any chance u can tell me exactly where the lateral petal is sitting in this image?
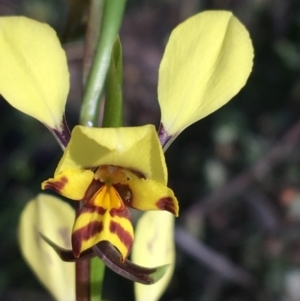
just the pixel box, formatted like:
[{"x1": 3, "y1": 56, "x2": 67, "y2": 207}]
[
  {"x1": 42, "y1": 169, "x2": 94, "y2": 200},
  {"x1": 0, "y1": 17, "x2": 69, "y2": 129},
  {"x1": 158, "y1": 11, "x2": 253, "y2": 135},
  {"x1": 72, "y1": 206, "x2": 134, "y2": 261},
  {"x1": 125, "y1": 179, "x2": 179, "y2": 216}
]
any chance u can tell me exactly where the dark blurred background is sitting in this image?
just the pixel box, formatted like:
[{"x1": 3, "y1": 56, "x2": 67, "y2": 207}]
[{"x1": 1, "y1": 0, "x2": 300, "y2": 300}]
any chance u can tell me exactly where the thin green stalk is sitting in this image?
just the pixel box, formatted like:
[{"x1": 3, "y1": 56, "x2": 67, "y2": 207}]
[
  {"x1": 90, "y1": 258, "x2": 106, "y2": 301},
  {"x1": 77, "y1": 1, "x2": 126, "y2": 300},
  {"x1": 82, "y1": 0, "x2": 104, "y2": 86},
  {"x1": 102, "y1": 36, "x2": 123, "y2": 127},
  {"x1": 80, "y1": 0, "x2": 127, "y2": 127}
]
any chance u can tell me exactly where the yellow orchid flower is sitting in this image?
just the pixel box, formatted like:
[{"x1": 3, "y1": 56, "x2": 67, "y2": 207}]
[
  {"x1": 42, "y1": 125, "x2": 179, "y2": 261},
  {"x1": 0, "y1": 8, "x2": 254, "y2": 293},
  {"x1": 157, "y1": 11, "x2": 253, "y2": 148}
]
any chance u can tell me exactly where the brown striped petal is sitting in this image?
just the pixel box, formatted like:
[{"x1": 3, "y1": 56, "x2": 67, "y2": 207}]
[{"x1": 72, "y1": 205, "x2": 134, "y2": 261}]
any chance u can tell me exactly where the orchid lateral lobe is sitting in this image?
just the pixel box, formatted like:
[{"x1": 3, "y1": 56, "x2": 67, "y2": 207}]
[{"x1": 40, "y1": 234, "x2": 169, "y2": 285}]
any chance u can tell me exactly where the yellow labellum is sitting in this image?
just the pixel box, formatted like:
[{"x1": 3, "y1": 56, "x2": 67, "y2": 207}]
[
  {"x1": 158, "y1": 11, "x2": 254, "y2": 135},
  {"x1": 0, "y1": 17, "x2": 69, "y2": 129},
  {"x1": 19, "y1": 194, "x2": 75, "y2": 301}
]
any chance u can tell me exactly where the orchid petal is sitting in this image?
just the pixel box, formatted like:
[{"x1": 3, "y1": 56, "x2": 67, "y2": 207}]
[
  {"x1": 158, "y1": 11, "x2": 253, "y2": 136},
  {"x1": 55, "y1": 125, "x2": 168, "y2": 184},
  {"x1": 18, "y1": 194, "x2": 75, "y2": 301},
  {"x1": 42, "y1": 169, "x2": 94, "y2": 200},
  {"x1": 0, "y1": 17, "x2": 69, "y2": 129},
  {"x1": 125, "y1": 178, "x2": 178, "y2": 216},
  {"x1": 132, "y1": 211, "x2": 175, "y2": 300}
]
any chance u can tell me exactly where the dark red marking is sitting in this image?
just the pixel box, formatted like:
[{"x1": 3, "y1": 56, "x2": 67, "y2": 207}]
[
  {"x1": 83, "y1": 178, "x2": 104, "y2": 201},
  {"x1": 109, "y1": 206, "x2": 131, "y2": 219},
  {"x1": 72, "y1": 220, "x2": 103, "y2": 258},
  {"x1": 156, "y1": 197, "x2": 177, "y2": 215},
  {"x1": 76, "y1": 205, "x2": 106, "y2": 218},
  {"x1": 109, "y1": 220, "x2": 133, "y2": 260},
  {"x1": 43, "y1": 176, "x2": 68, "y2": 193}
]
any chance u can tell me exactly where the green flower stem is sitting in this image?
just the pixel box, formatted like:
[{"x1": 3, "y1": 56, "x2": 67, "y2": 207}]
[
  {"x1": 78, "y1": 1, "x2": 126, "y2": 300},
  {"x1": 80, "y1": 0, "x2": 127, "y2": 127},
  {"x1": 82, "y1": 0, "x2": 104, "y2": 86},
  {"x1": 90, "y1": 258, "x2": 106, "y2": 301},
  {"x1": 102, "y1": 36, "x2": 123, "y2": 127}
]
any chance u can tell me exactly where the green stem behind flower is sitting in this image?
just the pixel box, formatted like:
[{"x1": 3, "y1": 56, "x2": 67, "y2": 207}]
[
  {"x1": 78, "y1": 1, "x2": 126, "y2": 300},
  {"x1": 102, "y1": 36, "x2": 123, "y2": 127},
  {"x1": 80, "y1": 0, "x2": 127, "y2": 127},
  {"x1": 82, "y1": 0, "x2": 104, "y2": 86},
  {"x1": 90, "y1": 258, "x2": 106, "y2": 301}
]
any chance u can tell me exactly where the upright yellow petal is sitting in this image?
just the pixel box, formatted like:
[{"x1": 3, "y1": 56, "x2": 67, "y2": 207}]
[
  {"x1": 158, "y1": 11, "x2": 253, "y2": 135},
  {"x1": 132, "y1": 211, "x2": 175, "y2": 301},
  {"x1": 19, "y1": 194, "x2": 75, "y2": 301},
  {"x1": 0, "y1": 17, "x2": 69, "y2": 129},
  {"x1": 55, "y1": 125, "x2": 168, "y2": 185}
]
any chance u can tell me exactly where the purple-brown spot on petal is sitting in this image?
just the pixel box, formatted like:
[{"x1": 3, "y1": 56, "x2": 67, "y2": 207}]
[
  {"x1": 43, "y1": 176, "x2": 68, "y2": 193},
  {"x1": 156, "y1": 197, "x2": 178, "y2": 216}
]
